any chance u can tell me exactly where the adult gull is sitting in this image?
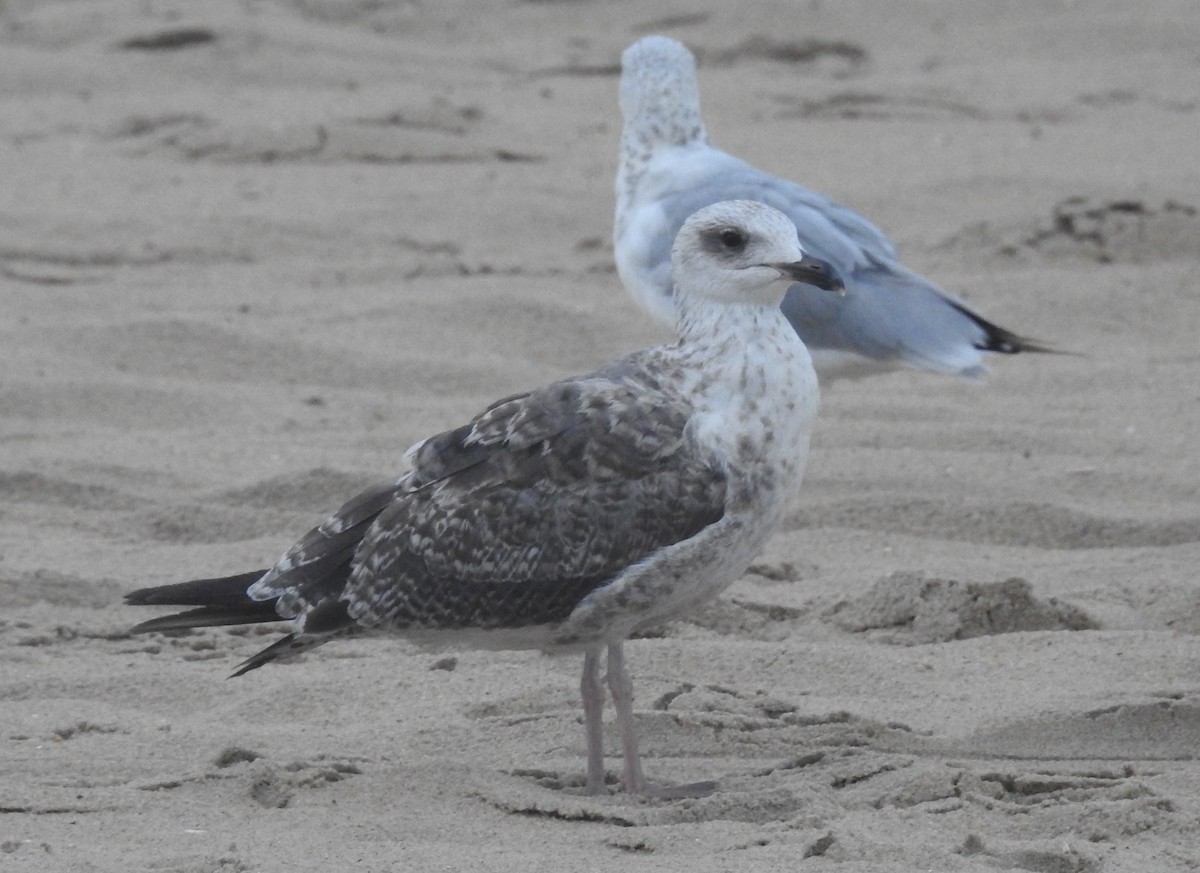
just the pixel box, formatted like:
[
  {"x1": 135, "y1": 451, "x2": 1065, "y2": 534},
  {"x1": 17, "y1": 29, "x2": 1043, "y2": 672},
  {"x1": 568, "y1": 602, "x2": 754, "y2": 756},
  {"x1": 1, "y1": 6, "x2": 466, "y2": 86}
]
[
  {"x1": 126, "y1": 200, "x2": 844, "y2": 796},
  {"x1": 616, "y1": 35, "x2": 1048, "y2": 381}
]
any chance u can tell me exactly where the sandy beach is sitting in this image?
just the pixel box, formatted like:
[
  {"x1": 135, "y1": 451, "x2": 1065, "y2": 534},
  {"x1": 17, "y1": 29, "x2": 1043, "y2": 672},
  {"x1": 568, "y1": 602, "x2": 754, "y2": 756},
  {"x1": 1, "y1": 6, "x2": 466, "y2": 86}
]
[{"x1": 3, "y1": 0, "x2": 1200, "y2": 869}]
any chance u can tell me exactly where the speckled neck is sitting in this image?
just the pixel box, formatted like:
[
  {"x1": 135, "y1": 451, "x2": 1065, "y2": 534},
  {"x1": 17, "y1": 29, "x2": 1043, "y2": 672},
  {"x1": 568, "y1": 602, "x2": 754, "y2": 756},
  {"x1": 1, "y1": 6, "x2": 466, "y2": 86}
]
[
  {"x1": 673, "y1": 297, "x2": 787, "y2": 357},
  {"x1": 672, "y1": 297, "x2": 817, "y2": 519}
]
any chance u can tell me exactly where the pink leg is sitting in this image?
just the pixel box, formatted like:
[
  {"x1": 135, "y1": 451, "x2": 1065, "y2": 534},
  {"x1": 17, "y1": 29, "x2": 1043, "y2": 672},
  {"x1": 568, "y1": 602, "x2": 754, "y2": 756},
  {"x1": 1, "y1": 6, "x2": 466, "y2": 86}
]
[
  {"x1": 606, "y1": 641, "x2": 646, "y2": 794},
  {"x1": 581, "y1": 647, "x2": 607, "y2": 794}
]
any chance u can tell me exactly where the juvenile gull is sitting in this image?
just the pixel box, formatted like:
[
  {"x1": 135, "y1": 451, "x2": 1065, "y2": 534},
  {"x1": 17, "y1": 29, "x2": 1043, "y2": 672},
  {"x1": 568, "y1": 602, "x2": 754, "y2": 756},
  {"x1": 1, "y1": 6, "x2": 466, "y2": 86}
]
[
  {"x1": 126, "y1": 200, "x2": 843, "y2": 796},
  {"x1": 617, "y1": 36, "x2": 1047, "y2": 381}
]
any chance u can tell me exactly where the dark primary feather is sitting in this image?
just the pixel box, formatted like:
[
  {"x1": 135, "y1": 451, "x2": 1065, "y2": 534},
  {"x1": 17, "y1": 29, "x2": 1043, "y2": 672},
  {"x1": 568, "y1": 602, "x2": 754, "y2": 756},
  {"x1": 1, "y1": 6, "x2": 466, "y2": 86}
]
[
  {"x1": 126, "y1": 570, "x2": 276, "y2": 632},
  {"x1": 126, "y1": 570, "x2": 269, "y2": 607},
  {"x1": 943, "y1": 300, "x2": 1055, "y2": 355},
  {"x1": 127, "y1": 364, "x2": 728, "y2": 674}
]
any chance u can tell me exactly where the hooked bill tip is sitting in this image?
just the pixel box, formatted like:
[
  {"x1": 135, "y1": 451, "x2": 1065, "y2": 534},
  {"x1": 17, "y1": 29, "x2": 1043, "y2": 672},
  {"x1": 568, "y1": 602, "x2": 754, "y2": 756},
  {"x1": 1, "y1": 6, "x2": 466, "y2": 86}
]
[{"x1": 777, "y1": 255, "x2": 844, "y2": 293}]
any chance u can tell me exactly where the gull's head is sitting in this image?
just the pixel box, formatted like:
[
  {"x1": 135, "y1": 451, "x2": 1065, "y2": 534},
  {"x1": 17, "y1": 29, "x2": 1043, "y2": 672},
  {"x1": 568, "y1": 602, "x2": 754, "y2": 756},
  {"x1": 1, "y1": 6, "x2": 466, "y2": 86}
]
[
  {"x1": 671, "y1": 201, "x2": 844, "y2": 309},
  {"x1": 619, "y1": 36, "x2": 705, "y2": 147}
]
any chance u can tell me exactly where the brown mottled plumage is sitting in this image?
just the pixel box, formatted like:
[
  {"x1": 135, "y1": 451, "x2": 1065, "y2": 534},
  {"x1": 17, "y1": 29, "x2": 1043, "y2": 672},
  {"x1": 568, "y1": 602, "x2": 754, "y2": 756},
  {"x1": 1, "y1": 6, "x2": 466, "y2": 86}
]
[{"x1": 126, "y1": 200, "x2": 843, "y2": 794}]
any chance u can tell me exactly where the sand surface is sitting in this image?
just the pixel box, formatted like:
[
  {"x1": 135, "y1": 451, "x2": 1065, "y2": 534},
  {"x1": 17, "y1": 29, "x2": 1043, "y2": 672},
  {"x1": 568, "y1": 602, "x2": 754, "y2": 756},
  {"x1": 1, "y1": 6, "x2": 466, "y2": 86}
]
[{"x1": 3, "y1": 1, "x2": 1200, "y2": 870}]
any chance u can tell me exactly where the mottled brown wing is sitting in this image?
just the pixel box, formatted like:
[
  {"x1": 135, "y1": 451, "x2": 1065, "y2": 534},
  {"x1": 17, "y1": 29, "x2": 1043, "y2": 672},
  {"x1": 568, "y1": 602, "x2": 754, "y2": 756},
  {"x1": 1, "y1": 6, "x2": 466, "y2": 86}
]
[
  {"x1": 342, "y1": 375, "x2": 727, "y2": 630},
  {"x1": 246, "y1": 476, "x2": 409, "y2": 621},
  {"x1": 242, "y1": 390, "x2": 555, "y2": 618}
]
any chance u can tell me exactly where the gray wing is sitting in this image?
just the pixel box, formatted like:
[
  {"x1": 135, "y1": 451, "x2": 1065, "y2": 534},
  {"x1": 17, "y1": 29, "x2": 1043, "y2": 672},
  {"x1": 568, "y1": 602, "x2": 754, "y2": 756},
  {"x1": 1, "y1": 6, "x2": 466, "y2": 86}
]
[
  {"x1": 640, "y1": 150, "x2": 1042, "y2": 375},
  {"x1": 254, "y1": 371, "x2": 726, "y2": 633}
]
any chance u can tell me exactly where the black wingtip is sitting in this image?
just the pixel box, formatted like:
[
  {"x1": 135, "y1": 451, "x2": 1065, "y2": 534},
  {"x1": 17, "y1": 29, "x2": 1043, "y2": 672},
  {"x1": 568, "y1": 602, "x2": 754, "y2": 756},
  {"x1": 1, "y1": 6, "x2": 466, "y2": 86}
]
[
  {"x1": 129, "y1": 605, "x2": 283, "y2": 635},
  {"x1": 948, "y1": 301, "x2": 1064, "y2": 357},
  {"x1": 125, "y1": 570, "x2": 271, "y2": 607},
  {"x1": 126, "y1": 569, "x2": 281, "y2": 634}
]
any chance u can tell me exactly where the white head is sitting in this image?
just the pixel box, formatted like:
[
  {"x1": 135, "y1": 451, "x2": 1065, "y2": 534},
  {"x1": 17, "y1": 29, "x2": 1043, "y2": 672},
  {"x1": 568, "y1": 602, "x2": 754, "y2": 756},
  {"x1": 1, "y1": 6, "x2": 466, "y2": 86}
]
[
  {"x1": 619, "y1": 36, "x2": 706, "y2": 148},
  {"x1": 671, "y1": 201, "x2": 843, "y2": 312}
]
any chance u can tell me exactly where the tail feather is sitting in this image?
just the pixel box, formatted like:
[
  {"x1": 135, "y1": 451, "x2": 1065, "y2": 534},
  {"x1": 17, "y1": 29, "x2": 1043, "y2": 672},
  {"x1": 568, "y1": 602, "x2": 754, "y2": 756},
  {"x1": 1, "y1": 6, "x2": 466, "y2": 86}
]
[
  {"x1": 230, "y1": 633, "x2": 328, "y2": 678},
  {"x1": 127, "y1": 568, "x2": 354, "y2": 677},
  {"x1": 228, "y1": 599, "x2": 354, "y2": 676}
]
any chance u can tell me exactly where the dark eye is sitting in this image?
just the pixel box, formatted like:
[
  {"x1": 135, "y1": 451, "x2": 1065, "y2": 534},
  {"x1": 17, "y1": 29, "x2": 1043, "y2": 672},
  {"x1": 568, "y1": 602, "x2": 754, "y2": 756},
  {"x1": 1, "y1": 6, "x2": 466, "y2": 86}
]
[
  {"x1": 719, "y1": 229, "x2": 747, "y2": 251},
  {"x1": 700, "y1": 226, "x2": 751, "y2": 256}
]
